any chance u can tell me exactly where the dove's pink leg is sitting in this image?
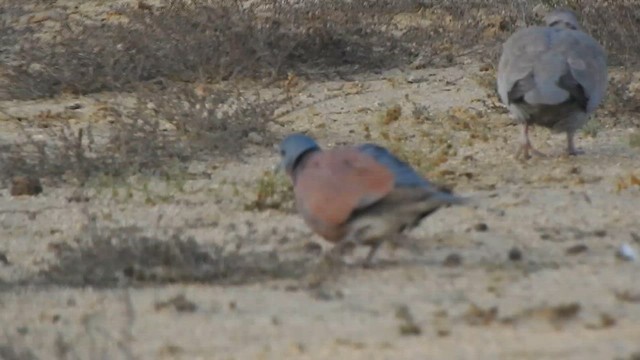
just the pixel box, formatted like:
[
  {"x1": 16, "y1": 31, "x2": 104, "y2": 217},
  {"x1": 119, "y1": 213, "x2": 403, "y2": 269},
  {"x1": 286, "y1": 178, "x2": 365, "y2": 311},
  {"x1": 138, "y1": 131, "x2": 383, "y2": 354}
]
[
  {"x1": 566, "y1": 131, "x2": 584, "y2": 156},
  {"x1": 516, "y1": 124, "x2": 547, "y2": 159}
]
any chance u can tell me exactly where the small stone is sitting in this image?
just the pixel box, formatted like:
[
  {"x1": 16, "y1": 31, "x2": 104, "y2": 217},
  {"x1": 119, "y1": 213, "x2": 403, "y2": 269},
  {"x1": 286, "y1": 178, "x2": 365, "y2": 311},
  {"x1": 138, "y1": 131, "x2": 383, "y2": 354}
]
[
  {"x1": 473, "y1": 223, "x2": 489, "y2": 232},
  {"x1": 247, "y1": 132, "x2": 263, "y2": 144},
  {"x1": 0, "y1": 251, "x2": 9, "y2": 265},
  {"x1": 399, "y1": 323, "x2": 422, "y2": 336},
  {"x1": 154, "y1": 294, "x2": 197, "y2": 313},
  {"x1": 508, "y1": 247, "x2": 522, "y2": 261},
  {"x1": 10, "y1": 176, "x2": 43, "y2": 196},
  {"x1": 443, "y1": 253, "x2": 462, "y2": 267},
  {"x1": 302, "y1": 242, "x2": 323, "y2": 256},
  {"x1": 406, "y1": 74, "x2": 427, "y2": 83},
  {"x1": 616, "y1": 244, "x2": 637, "y2": 262},
  {"x1": 65, "y1": 103, "x2": 83, "y2": 110},
  {"x1": 593, "y1": 229, "x2": 607, "y2": 237},
  {"x1": 27, "y1": 63, "x2": 45, "y2": 73},
  {"x1": 565, "y1": 244, "x2": 589, "y2": 256},
  {"x1": 395, "y1": 304, "x2": 422, "y2": 336},
  {"x1": 67, "y1": 189, "x2": 90, "y2": 203},
  {"x1": 540, "y1": 233, "x2": 552, "y2": 240}
]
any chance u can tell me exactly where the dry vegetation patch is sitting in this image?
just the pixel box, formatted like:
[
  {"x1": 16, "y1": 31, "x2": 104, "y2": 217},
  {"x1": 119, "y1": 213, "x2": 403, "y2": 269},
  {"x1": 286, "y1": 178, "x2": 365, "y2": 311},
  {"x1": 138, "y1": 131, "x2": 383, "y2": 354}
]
[{"x1": 38, "y1": 221, "x2": 310, "y2": 288}]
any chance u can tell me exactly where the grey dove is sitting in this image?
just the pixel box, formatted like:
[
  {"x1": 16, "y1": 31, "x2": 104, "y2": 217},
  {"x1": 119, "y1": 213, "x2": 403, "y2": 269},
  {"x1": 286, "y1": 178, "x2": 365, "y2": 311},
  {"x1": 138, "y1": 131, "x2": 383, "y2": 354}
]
[{"x1": 497, "y1": 9, "x2": 608, "y2": 158}]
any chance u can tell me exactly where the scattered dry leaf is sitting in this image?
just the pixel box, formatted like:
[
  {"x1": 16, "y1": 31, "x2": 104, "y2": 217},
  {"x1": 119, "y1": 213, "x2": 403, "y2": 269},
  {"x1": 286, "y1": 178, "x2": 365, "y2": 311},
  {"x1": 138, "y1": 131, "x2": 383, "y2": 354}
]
[
  {"x1": 381, "y1": 104, "x2": 402, "y2": 125},
  {"x1": 463, "y1": 303, "x2": 498, "y2": 326}
]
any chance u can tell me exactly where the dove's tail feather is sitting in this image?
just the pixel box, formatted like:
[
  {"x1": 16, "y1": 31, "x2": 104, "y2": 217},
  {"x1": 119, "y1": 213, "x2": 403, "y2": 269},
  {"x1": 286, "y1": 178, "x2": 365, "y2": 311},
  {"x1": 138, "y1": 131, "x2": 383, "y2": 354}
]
[{"x1": 428, "y1": 190, "x2": 468, "y2": 206}]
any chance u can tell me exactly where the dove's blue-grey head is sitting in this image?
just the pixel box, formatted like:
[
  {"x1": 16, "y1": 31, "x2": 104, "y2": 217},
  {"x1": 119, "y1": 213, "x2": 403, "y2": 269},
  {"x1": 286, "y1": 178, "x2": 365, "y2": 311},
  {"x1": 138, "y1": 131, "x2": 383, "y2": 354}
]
[
  {"x1": 278, "y1": 134, "x2": 321, "y2": 174},
  {"x1": 545, "y1": 9, "x2": 581, "y2": 30}
]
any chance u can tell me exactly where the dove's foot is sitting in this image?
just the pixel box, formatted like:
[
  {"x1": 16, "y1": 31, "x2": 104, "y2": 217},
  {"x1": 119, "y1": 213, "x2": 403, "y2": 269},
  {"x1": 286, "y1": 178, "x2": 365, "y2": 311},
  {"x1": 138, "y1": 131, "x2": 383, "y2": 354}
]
[
  {"x1": 567, "y1": 148, "x2": 585, "y2": 156},
  {"x1": 515, "y1": 142, "x2": 548, "y2": 160},
  {"x1": 516, "y1": 124, "x2": 547, "y2": 160}
]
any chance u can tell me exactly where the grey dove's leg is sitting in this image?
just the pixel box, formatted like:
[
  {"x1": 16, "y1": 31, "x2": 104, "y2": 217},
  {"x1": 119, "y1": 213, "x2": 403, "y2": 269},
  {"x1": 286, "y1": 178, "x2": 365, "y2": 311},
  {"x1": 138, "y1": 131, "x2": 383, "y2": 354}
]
[
  {"x1": 566, "y1": 131, "x2": 585, "y2": 156},
  {"x1": 515, "y1": 123, "x2": 547, "y2": 160}
]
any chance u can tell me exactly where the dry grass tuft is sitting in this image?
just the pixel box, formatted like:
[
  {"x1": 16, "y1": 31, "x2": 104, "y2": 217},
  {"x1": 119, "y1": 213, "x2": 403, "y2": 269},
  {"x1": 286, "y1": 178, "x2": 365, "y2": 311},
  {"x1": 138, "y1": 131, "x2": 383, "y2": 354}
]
[
  {"x1": 0, "y1": 82, "x2": 284, "y2": 185},
  {"x1": 1, "y1": 0, "x2": 420, "y2": 100},
  {"x1": 0, "y1": 343, "x2": 38, "y2": 360},
  {"x1": 381, "y1": 104, "x2": 403, "y2": 125},
  {"x1": 39, "y1": 221, "x2": 310, "y2": 288},
  {"x1": 2, "y1": 0, "x2": 637, "y2": 100},
  {"x1": 245, "y1": 170, "x2": 295, "y2": 212}
]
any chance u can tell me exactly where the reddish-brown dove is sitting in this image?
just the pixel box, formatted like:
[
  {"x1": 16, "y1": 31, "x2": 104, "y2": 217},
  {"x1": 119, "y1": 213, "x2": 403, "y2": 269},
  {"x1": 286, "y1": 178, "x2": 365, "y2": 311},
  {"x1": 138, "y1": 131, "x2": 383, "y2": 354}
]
[{"x1": 278, "y1": 134, "x2": 466, "y2": 264}]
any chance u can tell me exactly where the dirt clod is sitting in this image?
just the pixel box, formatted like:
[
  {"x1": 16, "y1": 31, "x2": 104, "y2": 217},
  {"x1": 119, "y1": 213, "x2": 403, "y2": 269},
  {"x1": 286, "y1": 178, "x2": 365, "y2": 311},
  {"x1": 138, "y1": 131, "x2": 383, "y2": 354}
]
[
  {"x1": 443, "y1": 253, "x2": 463, "y2": 267},
  {"x1": 566, "y1": 244, "x2": 589, "y2": 256},
  {"x1": 10, "y1": 176, "x2": 43, "y2": 196},
  {"x1": 508, "y1": 247, "x2": 522, "y2": 262},
  {"x1": 155, "y1": 294, "x2": 198, "y2": 313},
  {"x1": 473, "y1": 223, "x2": 489, "y2": 232}
]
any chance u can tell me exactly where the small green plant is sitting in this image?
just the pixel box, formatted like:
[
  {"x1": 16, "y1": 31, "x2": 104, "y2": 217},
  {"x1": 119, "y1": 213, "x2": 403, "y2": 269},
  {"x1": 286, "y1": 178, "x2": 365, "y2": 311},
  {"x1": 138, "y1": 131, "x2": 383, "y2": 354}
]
[
  {"x1": 380, "y1": 104, "x2": 402, "y2": 125},
  {"x1": 629, "y1": 133, "x2": 640, "y2": 148},
  {"x1": 411, "y1": 103, "x2": 433, "y2": 123},
  {"x1": 245, "y1": 171, "x2": 295, "y2": 211},
  {"x1": 582, "y1": 119, "x2": 601, "y2": 138}
]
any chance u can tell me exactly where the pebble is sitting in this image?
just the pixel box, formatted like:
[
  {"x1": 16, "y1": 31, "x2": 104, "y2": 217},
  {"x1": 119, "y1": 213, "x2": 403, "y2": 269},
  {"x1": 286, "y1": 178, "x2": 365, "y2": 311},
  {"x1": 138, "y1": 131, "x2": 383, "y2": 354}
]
[
  {"x1": 10, "y1": 176, "x2": 43, "y2": 196},
  {"x1": 508, "y1": 247, "x2": 522, "y2": 261},
  {"x1": 0, "y1": 251, "x2": 9, "y2": 265},
  {"x1": 406, "y1": 74, "x2": 428, "y2": 84},
  {"x1": 247, "y1": 132, "x2": 263, "y2": 144},
  {"x1": 302, "y1": 242, "x2": 323, "y2": 256},
  {"x1": 593, "y1": 229, "x2": 607, "y2": 237},
  {"x1": 443, "y1": 253, "x2": 463, "y2": 267},
  {"x1": 65, "y1": 103, "x2": 83, "y2": 110},
  {"x1": 566, "y1": 244, "x2": 589, "y2": 256},
  {"x1": 616, "y1": 244, "x2": 637, "y2": 262}
]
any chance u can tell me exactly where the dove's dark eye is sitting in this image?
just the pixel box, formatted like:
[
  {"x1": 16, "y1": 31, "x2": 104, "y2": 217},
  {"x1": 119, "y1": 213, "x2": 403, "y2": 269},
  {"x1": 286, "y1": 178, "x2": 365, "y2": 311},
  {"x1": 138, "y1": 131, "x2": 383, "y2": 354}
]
[{"x1": 280, "y1": 149, "x2": 285, "y2": 156}]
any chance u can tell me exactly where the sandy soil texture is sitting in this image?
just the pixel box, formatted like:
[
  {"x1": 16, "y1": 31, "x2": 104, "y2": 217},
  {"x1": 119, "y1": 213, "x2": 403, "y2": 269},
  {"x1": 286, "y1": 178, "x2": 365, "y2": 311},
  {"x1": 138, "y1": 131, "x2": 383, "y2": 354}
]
[{"x1": 1, "y1": 1, "x2": 640, "y2": 360}]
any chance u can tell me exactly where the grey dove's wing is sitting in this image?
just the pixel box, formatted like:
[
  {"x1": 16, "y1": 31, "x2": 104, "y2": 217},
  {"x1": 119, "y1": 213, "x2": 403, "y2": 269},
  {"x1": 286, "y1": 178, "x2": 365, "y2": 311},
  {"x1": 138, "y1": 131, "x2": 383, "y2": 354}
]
[
  {"x1": 497, "y1": 26, "x2": 552, "y2": 106},
  {"x1": 498, "y1": 26, "x2": 607, "y2": 113},
  {"x1": 498, "y1": 27, "x2": 574, "y2": 107},
  {"x1": 559, "y1": 30, "x2": 607, "y2": 113}
]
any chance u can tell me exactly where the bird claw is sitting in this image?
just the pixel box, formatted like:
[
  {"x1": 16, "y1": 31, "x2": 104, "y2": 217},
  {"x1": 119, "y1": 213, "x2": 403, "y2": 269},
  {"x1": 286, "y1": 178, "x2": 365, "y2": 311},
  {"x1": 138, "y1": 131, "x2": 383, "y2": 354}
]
[
  {"x1": 515, "y1": 143, "x2": 548, "y2": 160},
  {"x1": 567, "y1": 148, "x2": 585, "y2": 156}
]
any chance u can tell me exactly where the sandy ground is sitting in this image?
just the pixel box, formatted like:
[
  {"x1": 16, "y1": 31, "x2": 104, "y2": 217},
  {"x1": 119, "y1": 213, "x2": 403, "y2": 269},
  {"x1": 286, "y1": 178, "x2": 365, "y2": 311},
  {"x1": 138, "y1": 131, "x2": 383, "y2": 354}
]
[{"x1": 1, "y1": 2, "x2": 640, "y2": 360}]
